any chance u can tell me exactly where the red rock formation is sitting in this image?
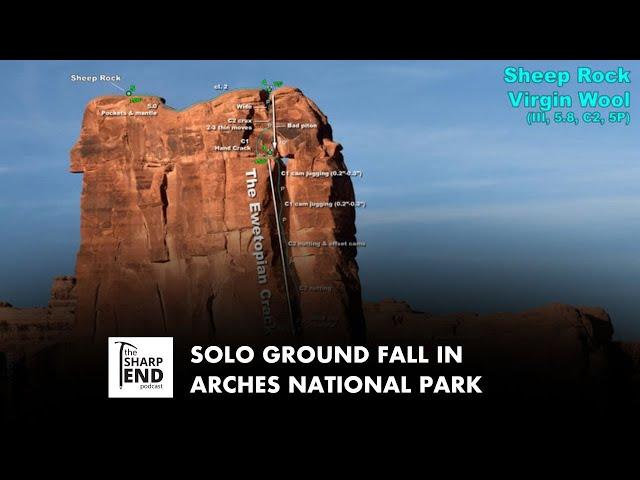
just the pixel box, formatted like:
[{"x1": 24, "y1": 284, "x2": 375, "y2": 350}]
[
  {"x1": 365, "y1": 300, "x2": 614, "y2": 385},
  {"x1": 0, "y1": 277, "x2": 75, "y2": 359},
  {"x1": 70, "y1": 87, "x2": 364, "y2": 343}
]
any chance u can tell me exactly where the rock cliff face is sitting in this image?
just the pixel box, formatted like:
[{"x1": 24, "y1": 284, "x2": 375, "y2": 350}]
[
  {"x1": 70, "y1": 87, "x2": 364, "y2": 343},
  {"x1": 365, "y1": 300, "x2": 616, "y2": 386}
]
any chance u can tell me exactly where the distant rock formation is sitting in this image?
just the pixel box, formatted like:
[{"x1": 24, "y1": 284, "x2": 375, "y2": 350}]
[
  {"x1": 0, "y1": 277, "x2": 75, "y2": 361},
  {"x1": 70, "y1": 87, "x2": 364, "y2": 343},
  {"x1": 365, "y1": 300, "x2": 619, "y2": 387}
]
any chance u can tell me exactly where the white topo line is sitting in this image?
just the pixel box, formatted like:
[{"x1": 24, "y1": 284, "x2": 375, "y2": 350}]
[{"x1": 267, "y1": 92, "x2": 296, "y2": 335}]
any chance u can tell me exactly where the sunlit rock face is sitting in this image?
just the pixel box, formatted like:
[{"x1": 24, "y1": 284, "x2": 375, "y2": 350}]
[{"x1": 70, "y1": 88, "x2": 364, "y2": 344}]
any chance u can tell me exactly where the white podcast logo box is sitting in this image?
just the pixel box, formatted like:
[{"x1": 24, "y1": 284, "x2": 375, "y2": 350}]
[{"x1": 108, "y1": 337, "x2": 173, "y2": 398}]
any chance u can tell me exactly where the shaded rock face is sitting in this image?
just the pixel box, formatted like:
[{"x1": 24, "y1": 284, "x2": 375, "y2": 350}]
[
  {"x1": 618, "y1": 342, "x2": 640, "y2": 393},
  {"x1": 0, "y1": 277, "x2": 75, "y2": 360},
  {"x1": 365, "y1": 300, "x2": 615, "y2": 388},
  {"x1": 70, "y1": 87, "x2": 364, "y2": 343}
]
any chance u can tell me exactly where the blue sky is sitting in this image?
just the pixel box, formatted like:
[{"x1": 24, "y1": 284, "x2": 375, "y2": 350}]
[{"x1": 1, "y1": 60, "x2": 639, "y2": 338}]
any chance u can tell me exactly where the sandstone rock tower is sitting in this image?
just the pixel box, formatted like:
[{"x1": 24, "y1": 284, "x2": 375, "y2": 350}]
[{"x1": 70, "y1": 87, "x2": 364, "y2": 343}]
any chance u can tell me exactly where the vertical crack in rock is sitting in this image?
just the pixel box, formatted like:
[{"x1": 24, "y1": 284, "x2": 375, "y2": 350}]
[
  {"x1": 141, "y1": 214, "x2": 152, "y2": 254},
  {"x1": 159, "y1": 173, "x2": 169, "y2": 260},
  {"x1": 156, "y1": 284, "x2": 168, "y2": 334},
  {"x1": 280, "y1": 160, "x2": 302, "y2": 332}
]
